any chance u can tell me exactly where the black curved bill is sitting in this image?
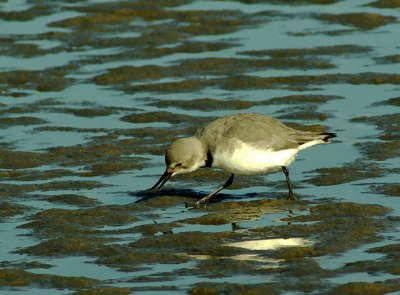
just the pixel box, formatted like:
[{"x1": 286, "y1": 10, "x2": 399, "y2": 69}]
[{"x1": 150, "y1": 170, "x2": 173, "y2": 191}]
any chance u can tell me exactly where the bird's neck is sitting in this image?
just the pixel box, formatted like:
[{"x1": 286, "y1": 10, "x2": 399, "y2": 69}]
[
  {"x1": 205, "y1": 150, "x2": 213, "y2": 167},
  {"x1": 192, "y1": 136, "x2": 210, "y2": 168}
]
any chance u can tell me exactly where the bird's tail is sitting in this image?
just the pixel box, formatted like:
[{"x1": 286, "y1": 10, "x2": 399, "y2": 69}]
[
  {"x1": 317, "y1": 132, "x2": 337, "y2": 142},
  {"x1": 297, "y1": 132, "x2": 337, "y2": 150}
]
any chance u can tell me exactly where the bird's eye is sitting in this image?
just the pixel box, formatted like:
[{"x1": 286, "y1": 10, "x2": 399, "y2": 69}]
[{"x1": 176, "y1": 163, "x2": 182, "y2": 167}]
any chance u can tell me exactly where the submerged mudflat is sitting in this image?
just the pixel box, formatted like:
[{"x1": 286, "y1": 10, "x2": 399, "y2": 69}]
[{"x1": 1, "y1": 0, "x2": 400, "y2": 294}]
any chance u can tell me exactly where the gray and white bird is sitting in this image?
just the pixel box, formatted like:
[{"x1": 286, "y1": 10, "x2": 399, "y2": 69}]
[{"x1": 151, "y1": 113, "x2": 336, "y2": 206}]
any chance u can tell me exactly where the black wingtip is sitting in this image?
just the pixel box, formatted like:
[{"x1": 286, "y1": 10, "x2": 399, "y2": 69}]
[{"x1": 318, "y1": 132, "x2": 337, "y2": 142}]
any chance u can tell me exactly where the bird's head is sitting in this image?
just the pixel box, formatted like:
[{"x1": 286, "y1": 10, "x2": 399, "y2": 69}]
[{"x1": 150, "y1": 137, "x2": 206, "y2": 191}]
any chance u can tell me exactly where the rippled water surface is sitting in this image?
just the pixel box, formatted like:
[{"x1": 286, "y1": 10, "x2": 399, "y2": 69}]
[{"x1": 1, "y1": 0, "x2": 400, "y2": 294}]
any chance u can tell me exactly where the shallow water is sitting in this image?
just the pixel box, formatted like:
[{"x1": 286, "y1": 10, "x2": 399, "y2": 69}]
[{"x1": 1, "y1": 0, "x2": 400, "y2": 294}]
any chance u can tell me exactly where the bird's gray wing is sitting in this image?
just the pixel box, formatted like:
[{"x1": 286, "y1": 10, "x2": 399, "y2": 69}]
[
  {"x1": 199, "y1": 113, "x2": 299, "y2": 152},
  {"x1": 223, "y1": 115, "x2": 299, "y2": 150}
]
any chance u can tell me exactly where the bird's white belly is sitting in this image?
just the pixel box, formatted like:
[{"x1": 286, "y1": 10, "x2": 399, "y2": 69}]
[{"x1": 213, "y1": 141, "x2": 298, "y2": 175}]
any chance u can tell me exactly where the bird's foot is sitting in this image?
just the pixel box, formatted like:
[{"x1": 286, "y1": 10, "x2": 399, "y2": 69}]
[{"x1": 185, "y1": 198, "x2": 209, "y2": 209}]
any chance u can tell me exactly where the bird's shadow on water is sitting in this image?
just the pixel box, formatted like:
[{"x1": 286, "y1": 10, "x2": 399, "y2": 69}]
[{"x1": 130, "y1": 188, "x2": 258, "y2": 204}]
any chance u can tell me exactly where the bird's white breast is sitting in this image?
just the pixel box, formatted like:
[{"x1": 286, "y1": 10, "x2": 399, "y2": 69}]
[{"x1": 212, "y1": 140, "x2": 298, "y2": 175}]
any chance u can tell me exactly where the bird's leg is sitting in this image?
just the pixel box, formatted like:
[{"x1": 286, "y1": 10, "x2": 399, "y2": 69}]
[
  {"x1": 195, "y1": 173, "x2": 234, "y2": 207},
  {"x1": 281, "y1": 166, "x2": 295, "y2": 200}
]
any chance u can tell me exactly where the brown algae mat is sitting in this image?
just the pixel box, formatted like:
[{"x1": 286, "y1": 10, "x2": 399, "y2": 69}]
[
  {"x1": 1, "y1": 97, "x2": 399, "y2": 293},
  {"x1": 4, "y1": 199, "x2": 397, "y2": 294}
]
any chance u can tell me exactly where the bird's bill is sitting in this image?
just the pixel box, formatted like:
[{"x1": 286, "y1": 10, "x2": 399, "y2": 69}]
[{"x1": 150, "y1": 170, "x2": 173, "y2": 191}]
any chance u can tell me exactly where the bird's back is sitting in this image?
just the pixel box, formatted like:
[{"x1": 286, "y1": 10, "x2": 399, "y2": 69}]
[{"x1": 197, "y1": 113, "x2": 300, "y2": 152}]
